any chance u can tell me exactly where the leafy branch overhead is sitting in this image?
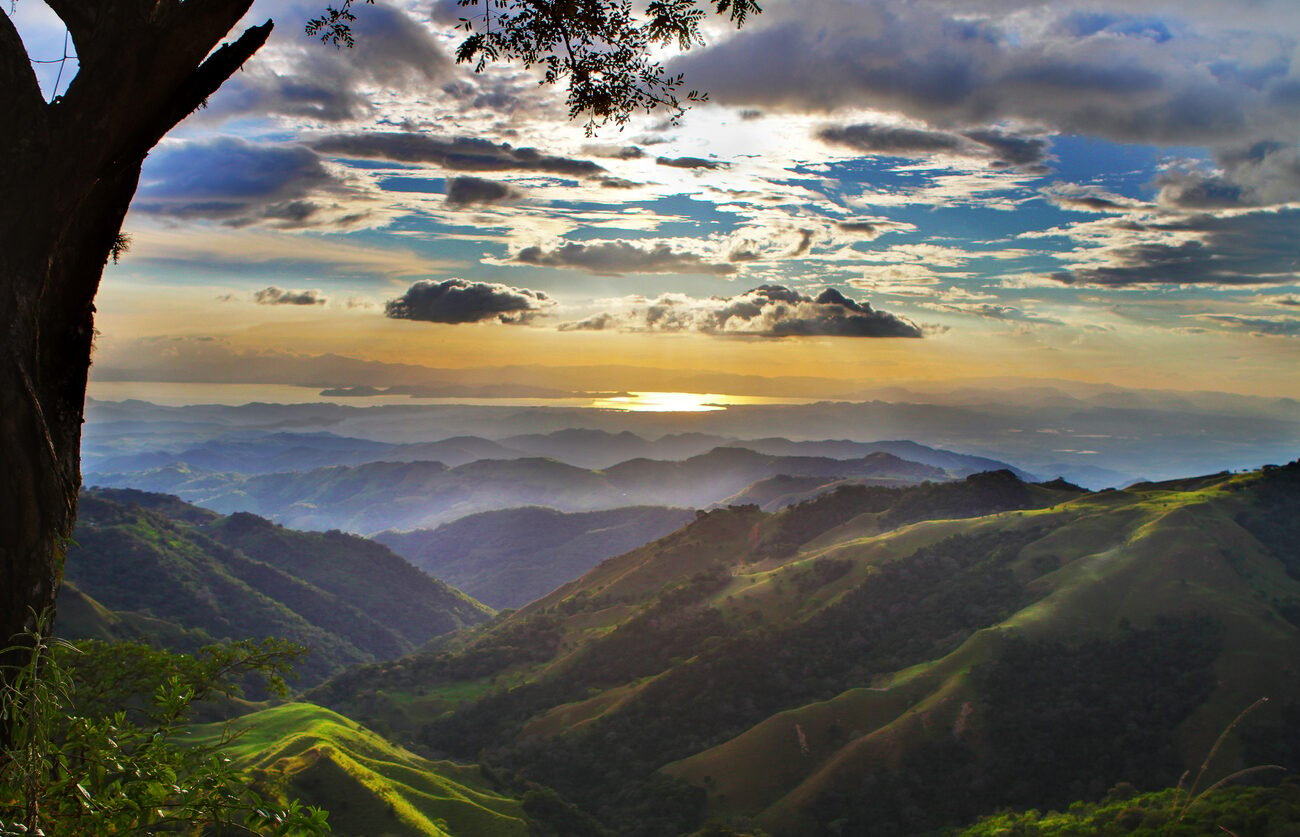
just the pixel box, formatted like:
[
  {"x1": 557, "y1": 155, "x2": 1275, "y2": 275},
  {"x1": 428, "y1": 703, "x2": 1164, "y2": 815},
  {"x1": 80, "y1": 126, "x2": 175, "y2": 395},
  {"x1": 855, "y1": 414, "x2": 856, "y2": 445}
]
[{"x1": 306, "y1": 0, "x2": 761, "y2": 132}]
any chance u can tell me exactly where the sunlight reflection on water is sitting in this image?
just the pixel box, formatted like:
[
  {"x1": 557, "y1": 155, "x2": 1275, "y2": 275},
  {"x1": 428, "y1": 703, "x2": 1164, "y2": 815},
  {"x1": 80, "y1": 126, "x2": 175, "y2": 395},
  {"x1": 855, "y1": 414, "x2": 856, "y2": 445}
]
[{"x1": 88, "y1": 382, "x2": 821, "y2": 412}]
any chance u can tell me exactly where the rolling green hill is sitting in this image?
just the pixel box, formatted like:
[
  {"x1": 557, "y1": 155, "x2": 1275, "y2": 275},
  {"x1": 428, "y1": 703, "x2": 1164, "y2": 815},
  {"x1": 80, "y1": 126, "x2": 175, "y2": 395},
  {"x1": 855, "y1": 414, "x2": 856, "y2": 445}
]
[
  {"x1": 310, "y1": 463, "x2": 1300, "y2": 836},
  {"x1": 59, "y1": 490, "x2": 492, "y2": 685},
  {"x1": 185, "y1": 702, "x2": 530, "y2": 837}
]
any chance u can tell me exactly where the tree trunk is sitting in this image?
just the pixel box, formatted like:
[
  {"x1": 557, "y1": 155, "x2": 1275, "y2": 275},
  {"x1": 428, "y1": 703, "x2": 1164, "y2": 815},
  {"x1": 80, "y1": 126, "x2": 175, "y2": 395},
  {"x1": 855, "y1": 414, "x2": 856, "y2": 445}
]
[{"x1": 0, "y1": 0, "x2": 272, "y2": 743}]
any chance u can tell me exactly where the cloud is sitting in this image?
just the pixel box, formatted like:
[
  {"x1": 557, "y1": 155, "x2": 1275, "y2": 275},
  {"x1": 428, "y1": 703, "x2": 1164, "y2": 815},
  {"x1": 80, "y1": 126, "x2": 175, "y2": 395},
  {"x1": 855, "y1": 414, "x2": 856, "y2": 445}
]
[
  {"x1": 1050, "y1": 208, "x2": 1300, "y2": 287},
  {"x1": 253, "y1": 286, "x2": 328, "y2": 306},
  {"x1": 818, "y1": 123, "x2": 965, "y2": 156},
  {"x1": 669, "y1": 0, "x2": 1298, "y2": 148},
  {"x1": 205, "y1": 4, "x2": 453, "y2": 123},
  {"x1": 1156, "y1": 145, "x2": 1300, "y2": 210},
  {"x1": 385, "y1": 279, "x2": 554, "y2": 324},
  {"x1": 1043, "y1": 184, "x2": 1149, "y2": 213},
  {"x1": 445, "y1": 176, "x2": 523, "y2": 207},
  {"x1": 656, "y1": 156, "x2": 729, "y2": 170},
  {"x1": 816, "y1": 122, "x2": 1050, "y2": 169},
  {"x1": 835, "y1": 218, "x2": 915, "y2": 239},
  {"x1": 514, "y1": 241, "x2": 737, "y2": 276},
  {"x1": 124, "y1": 226, "x2": 454, "y2": 278},
  {"x1": 311, "y1": 132, "x2": 604, "y2": 176},
  {"x1": 1198, "y1": 314, "x2": 1300, "y2": 336},
  {"x1": 134, "y1": 138, "x2": 375, "y2": 229},
  {"x1": 559, "y1": 285, "x2": 922, "y2": 338},
  {"x1": 914, "y1": 301, "x2": 1064, "y2": 325}
]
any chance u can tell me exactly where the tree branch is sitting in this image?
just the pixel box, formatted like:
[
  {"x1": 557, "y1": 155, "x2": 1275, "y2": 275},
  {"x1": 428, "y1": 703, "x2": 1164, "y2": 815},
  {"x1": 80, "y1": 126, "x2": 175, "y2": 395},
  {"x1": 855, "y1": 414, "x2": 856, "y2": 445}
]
[
  {"x1": 129, "y1": 19, "x2": 273, "y2": 158},
  {"x1": 42, "y1": 0, "x2": 97, "y2": 58},
  {"x1": 0, "y1": 10, "x2": 46, "y2": 137}
]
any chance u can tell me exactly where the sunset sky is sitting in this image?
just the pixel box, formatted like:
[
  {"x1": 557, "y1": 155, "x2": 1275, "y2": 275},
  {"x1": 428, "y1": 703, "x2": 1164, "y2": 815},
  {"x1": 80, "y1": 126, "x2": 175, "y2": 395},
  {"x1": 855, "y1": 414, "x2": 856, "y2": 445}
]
[{"x1": 16, "y1": 0, "x2": 1300, "y2": 400}]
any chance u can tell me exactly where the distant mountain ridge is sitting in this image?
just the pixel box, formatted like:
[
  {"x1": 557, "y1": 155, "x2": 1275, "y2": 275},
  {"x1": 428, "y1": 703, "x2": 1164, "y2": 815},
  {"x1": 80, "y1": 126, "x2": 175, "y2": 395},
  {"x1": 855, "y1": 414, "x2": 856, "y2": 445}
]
[
  {"x1": 85, "y1": 427, "x2": 1030, "y2": 479},
  {"x1": 88, "y1": 445, "x2": 958, "y2": 534},
  {"x1": 375, "y1": 506, "x2": 696, "y2": 609},
  {"x1": 59, "y1": 488, "x2": 492, "y2": 684}
]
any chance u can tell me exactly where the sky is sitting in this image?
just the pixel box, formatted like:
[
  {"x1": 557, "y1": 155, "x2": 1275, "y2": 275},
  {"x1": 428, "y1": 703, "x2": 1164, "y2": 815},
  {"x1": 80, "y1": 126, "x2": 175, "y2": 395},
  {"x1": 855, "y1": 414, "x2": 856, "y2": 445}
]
[{"x1": 13, "y1": 0, "x2": 1300, "y2": 401}]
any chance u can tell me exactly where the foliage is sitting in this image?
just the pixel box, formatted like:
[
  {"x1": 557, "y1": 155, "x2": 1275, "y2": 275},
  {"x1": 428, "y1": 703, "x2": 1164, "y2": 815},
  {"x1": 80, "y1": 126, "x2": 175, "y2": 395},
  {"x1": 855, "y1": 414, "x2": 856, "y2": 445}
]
[
  {"x1": 954, "y1": 778, "x2": 1300, "y2": 836},
  {"x1": 307, "y1": 0, "x2": 760, "y2": 132},
  {"x1": 1233, "y1": 459, "x2": 1300, "y2": 581},
  {"x1": 0, "y1": 625, "x2": 329, "y2": 836}
]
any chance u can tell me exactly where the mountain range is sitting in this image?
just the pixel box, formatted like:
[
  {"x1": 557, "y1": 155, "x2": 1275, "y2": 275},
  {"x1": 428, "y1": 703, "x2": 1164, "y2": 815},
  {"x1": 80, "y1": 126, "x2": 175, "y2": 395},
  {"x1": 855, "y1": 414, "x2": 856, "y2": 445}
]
[
  {"x1": 307, "y1": 462, "x2": 1300, "y2": 836},
  {"x1": 86, "y1": 446, "x2": 957, "y2": 534}
]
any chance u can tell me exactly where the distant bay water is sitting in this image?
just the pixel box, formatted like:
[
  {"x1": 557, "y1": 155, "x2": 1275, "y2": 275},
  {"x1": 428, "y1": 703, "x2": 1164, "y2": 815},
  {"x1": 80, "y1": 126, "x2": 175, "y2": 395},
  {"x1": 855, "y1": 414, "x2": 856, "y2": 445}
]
[{"x1": 87, "y1": 381, "x2": 821, "y2": 411}]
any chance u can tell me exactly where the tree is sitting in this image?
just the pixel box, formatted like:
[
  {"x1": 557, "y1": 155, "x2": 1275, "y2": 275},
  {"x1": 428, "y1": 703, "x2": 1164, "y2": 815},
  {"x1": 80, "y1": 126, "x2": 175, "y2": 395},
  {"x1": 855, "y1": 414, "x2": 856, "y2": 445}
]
[
  {"x1": 0, "y1": 0, "x2": 757, "y2": 739},
  {"x1": 1, "y1": 628, "x2": 330, "y2": 834}
]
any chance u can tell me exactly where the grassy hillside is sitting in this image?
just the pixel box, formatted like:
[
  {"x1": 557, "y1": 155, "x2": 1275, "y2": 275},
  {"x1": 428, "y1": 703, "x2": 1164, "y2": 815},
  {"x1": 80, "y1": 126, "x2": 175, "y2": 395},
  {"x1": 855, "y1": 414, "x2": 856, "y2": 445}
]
[
  {"x1": 376, "y1": 506, "x2": 695, "y2": 609},
  {"x1": 60, "y1": 490, "x2": 492, "y2": 685},
  {"x1": 185, "y1": 702, "x2": 529, "y2": 837},
  {"x1": 310, "y1": 464, "x2": 1300, "y2": 836}
]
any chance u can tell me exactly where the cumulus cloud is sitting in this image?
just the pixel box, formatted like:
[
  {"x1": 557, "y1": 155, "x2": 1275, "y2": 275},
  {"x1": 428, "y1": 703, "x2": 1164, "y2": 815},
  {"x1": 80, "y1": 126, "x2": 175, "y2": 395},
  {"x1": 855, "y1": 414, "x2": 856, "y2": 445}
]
[
  {"x1": 385, "y1": 279, "x2": 554, "y2": 324},
  {"x1": 559, "y1": 285, "x2": 922, "y2": 338},
  {"x1": 253, "y1": 286, "x2": 328, "y2": 306},
  {"x1": 514, "y1": 241, "x2": 737, "y2": 276},
  {"x1": 134, "y1": 138, "x2": 375, "y2": 229},
  {"x1": 311, "y1": 133, "x2": 604, "y2": 176},
  {"x1": 445, "y1": 176, "x2": 522, "y2": 207}
]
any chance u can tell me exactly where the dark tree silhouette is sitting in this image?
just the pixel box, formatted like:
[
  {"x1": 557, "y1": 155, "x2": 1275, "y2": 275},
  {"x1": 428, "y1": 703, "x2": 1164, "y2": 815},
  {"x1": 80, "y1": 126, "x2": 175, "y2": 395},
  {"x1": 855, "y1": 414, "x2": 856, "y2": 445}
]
[{"x1": 0, "y1": 0, "x2": 755, "y2": 740}]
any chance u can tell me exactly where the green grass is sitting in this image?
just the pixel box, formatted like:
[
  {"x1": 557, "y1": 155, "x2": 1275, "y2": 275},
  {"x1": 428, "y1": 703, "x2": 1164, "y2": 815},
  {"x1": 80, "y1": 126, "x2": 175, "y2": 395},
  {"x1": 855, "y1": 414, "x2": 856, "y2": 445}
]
[{"x1": 186, "y1": 702, "x2": 528, "y2": 837}]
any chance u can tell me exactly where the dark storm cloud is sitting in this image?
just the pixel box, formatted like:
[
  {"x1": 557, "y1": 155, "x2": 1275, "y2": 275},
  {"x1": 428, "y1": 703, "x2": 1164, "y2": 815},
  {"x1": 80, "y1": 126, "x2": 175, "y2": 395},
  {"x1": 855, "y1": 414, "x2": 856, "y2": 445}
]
[
  {"x1": 817, "y1": 122, "x2": 1049, "y2": 169},
  {"x1": 385, "y1": 279, "x2": 553, "y2": 324},
  {"x1": 514, "y1": 241, "x2": 737, "y2": 276},
  {"x1": 133, "y1": 138, "x2": 360, "y2": 228},
  {"x1": 668, "y1": 0, "x2": 1291, "y2": 147},
  {"x1": 445, "y1": 176, "x2": 522, "y2": 207},
  {"x1": 312, "y1": 133, "x2": 604, "y2": 176},
  {"x1": 1052, "y1": 208, "x2": 1300, "y2": 286},
  {"x1": 207, "y1": 4, "x2": 451, "y2": 123},
  {"x1": 253, "y1": 286, "x2": 328, "y2": 306},
  {"x1": 656, "y1": 156, "x2": 729, "y2": 170},
  {"x1": 560, "y1": 285, "x2": 922, "y2": 338}
]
